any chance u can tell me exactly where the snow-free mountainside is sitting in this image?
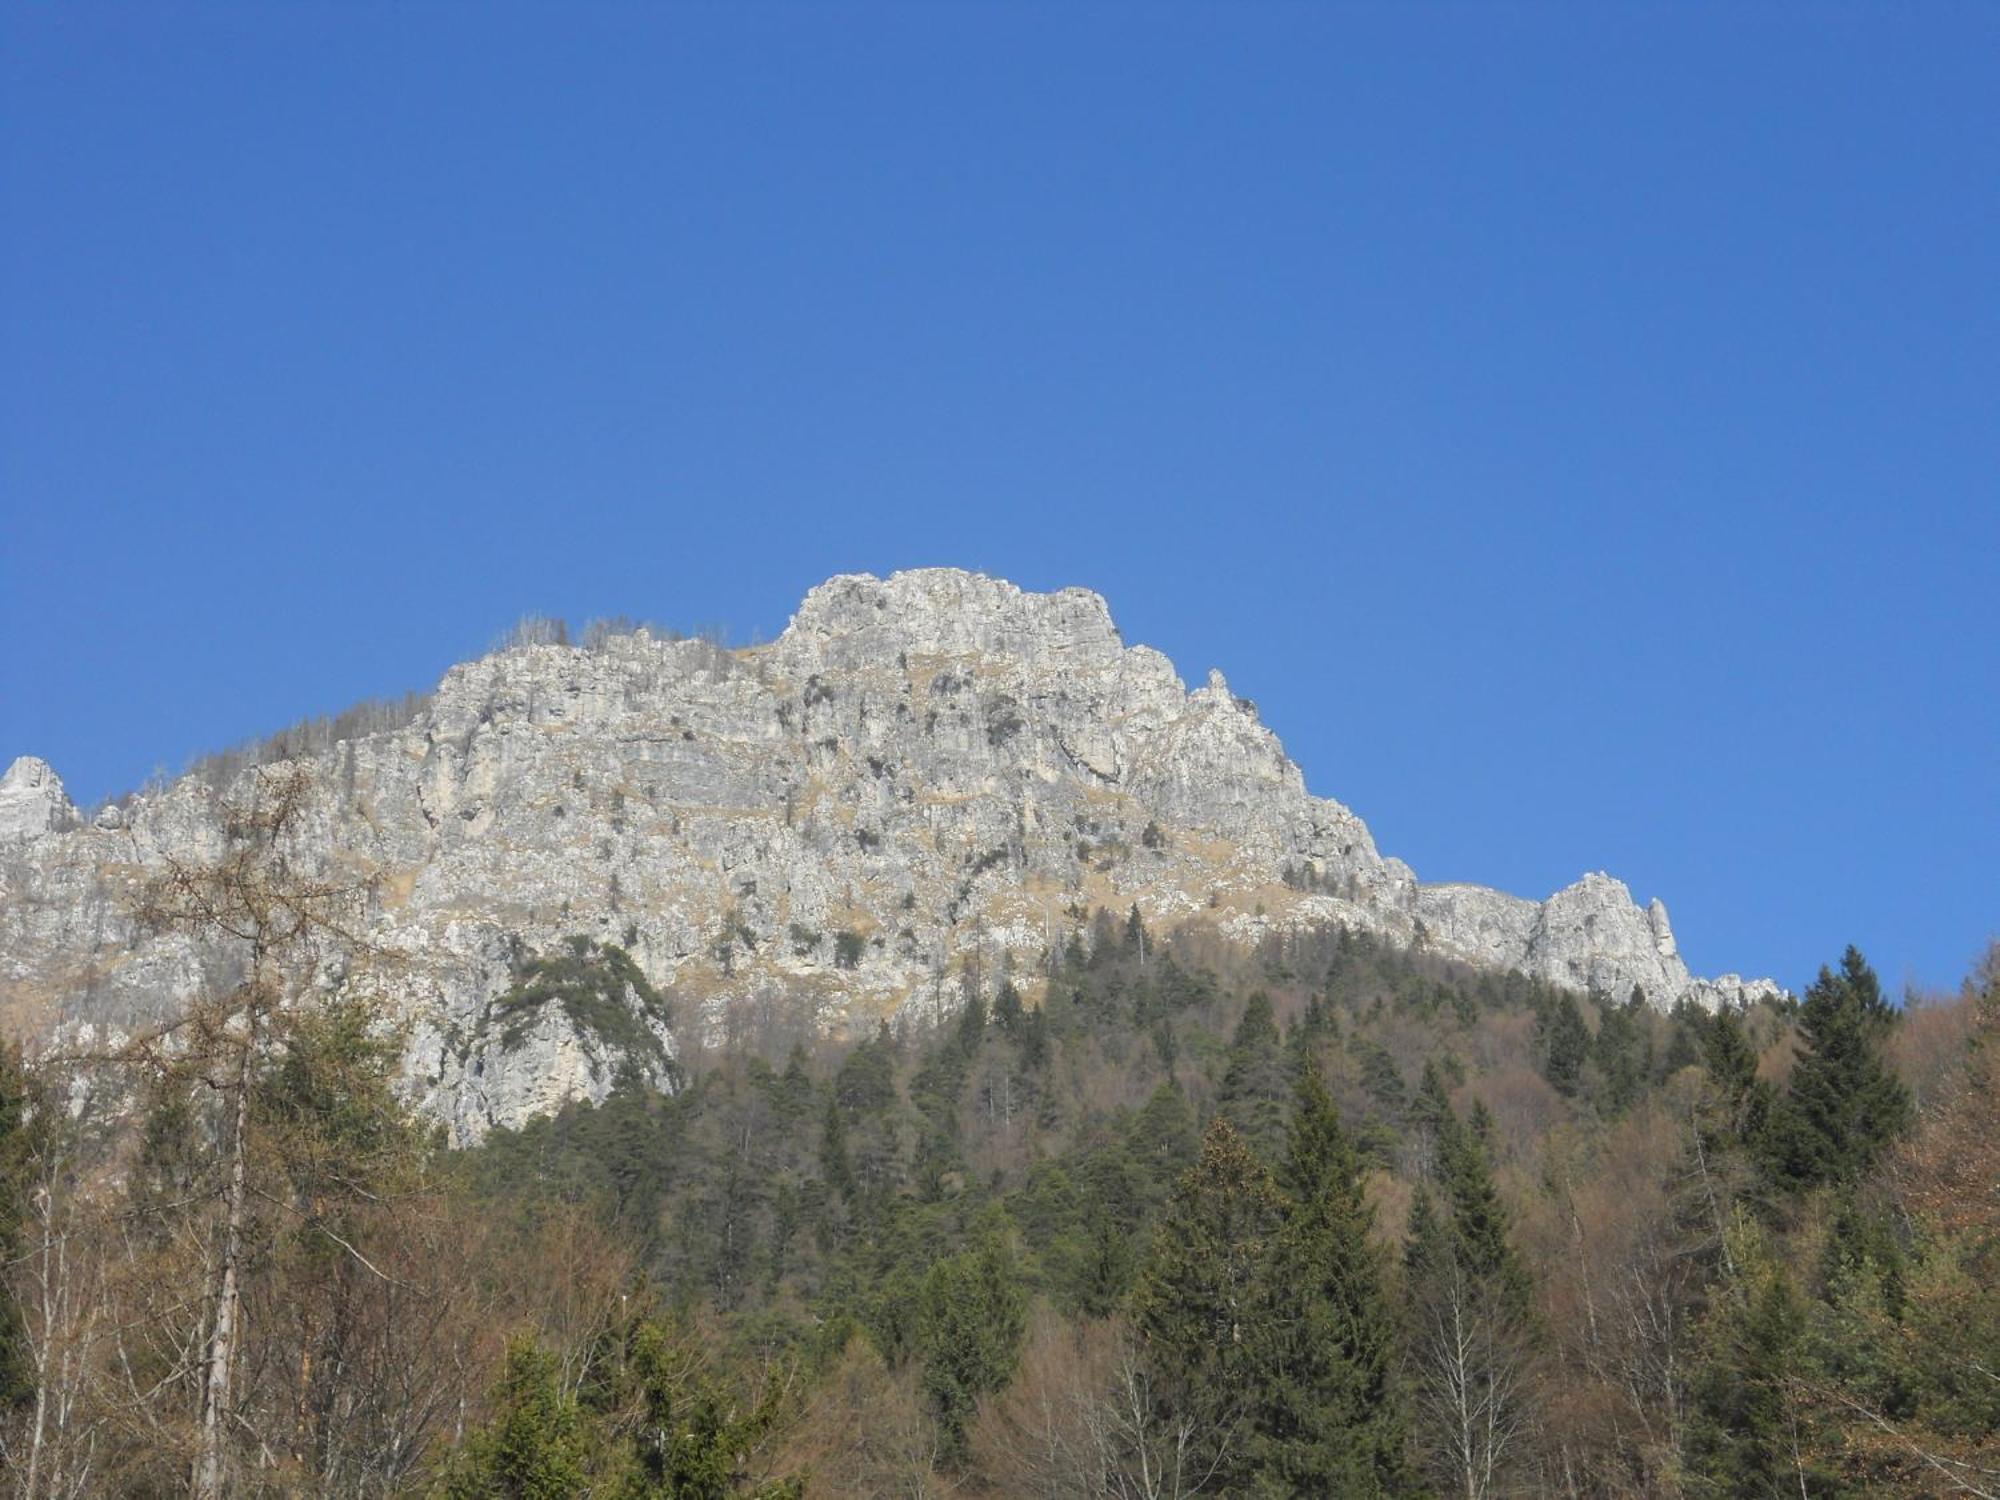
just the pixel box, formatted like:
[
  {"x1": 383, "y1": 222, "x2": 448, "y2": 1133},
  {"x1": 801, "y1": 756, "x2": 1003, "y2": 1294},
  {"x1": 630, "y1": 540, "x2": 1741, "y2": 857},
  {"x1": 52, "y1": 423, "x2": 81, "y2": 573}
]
[{"x1": 1, "y1": 569, "x2": 1779, "y2": 1141}]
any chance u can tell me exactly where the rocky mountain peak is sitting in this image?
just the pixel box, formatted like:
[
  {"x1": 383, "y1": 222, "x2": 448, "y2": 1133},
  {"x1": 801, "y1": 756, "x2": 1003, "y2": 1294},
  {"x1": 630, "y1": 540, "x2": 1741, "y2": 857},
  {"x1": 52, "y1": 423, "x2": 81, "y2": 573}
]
[
  {"x1": 1, "y1": 568, "x2": 1783, "y2": 1140},
  {"x1": 774, "y1": 569, "x2": 1127, "y2": 681},
  {"x1": 0, "y1": 755, "x2": 77, "y2": 842}
]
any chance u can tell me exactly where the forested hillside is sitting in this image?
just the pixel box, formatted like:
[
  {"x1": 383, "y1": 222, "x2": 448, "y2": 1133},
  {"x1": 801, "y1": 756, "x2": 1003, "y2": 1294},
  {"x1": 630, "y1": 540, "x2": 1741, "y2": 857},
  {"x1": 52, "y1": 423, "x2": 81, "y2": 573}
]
[{"x1": 2, "y1": 828, "x2": 1992, "y2": 1496}]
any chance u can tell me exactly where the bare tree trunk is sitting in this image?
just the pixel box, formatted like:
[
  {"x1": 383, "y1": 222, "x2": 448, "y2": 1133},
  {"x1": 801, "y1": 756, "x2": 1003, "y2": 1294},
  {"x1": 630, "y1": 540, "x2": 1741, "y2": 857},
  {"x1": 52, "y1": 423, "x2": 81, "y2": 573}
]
[
  {"x1": 193, "y1": 1017, "x2": 255, "y2": 1500},
  {"x1": 23, "y1": 1188, "x2": 56, "y2": 1500}
]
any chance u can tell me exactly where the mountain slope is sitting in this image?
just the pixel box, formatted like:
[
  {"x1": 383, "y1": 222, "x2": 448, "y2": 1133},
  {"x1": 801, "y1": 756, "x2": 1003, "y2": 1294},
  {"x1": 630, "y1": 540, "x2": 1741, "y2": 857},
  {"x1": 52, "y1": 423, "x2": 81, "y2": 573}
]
[{"x1": 1, "y1": 569, "x2": 1779, "y2": 1140}]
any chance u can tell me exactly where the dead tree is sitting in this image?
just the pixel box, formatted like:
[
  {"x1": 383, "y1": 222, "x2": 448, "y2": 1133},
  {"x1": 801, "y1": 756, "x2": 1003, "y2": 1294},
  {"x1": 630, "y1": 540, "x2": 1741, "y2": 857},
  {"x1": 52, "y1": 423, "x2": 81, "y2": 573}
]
[{"x1": 130, "y1": 764, "x2": 368, "y2": 1500}]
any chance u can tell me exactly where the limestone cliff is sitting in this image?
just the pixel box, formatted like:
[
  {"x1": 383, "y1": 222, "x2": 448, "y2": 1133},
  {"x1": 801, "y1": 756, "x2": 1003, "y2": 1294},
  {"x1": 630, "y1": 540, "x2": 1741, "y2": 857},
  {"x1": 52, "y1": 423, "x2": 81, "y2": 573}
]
[{"x1": 0, "y1": 569, "x2": 1782, "y2": 1140}]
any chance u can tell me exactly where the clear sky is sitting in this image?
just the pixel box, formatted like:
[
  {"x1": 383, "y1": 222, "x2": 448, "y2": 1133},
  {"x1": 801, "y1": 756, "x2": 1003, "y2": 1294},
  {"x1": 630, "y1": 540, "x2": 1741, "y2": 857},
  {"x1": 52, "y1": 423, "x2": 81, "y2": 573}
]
[{"x1": 4, "y1": 5, "x2": 1995, "y2": 999}]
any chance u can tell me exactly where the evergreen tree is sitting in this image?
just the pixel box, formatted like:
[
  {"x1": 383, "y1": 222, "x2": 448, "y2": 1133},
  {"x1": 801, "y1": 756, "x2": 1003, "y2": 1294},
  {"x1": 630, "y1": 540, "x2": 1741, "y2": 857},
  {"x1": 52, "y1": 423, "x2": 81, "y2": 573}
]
[
  {"x1": 1219, "y1": 993, "x2": 1290, "y2": 1161},
  {"x1": 1357, "y1": 1039, "x2": 1407, "y2": 1120},
  {"x1": 1701, "y1": 1006, "x2": 1774, "y2": 1149},
  {"x1": 1062, "y1": 1203, "x2": 1136, "y2": 1318},
  {"x1": 1129, "y1": 1080, "x2": 1199, "y2": 1209},
  {"x1": 1411, "y1": 1059, "x2": 1454, "y2": 1158},
  {"x1": 953, "y1": 981, "x2": 987, "y2": 1058},
  {"x1": 1249, "y1": 1069, "x2": 1411, "y2": 1495},
  {"x1": 1123, "y1": 903, "x2": 1148, "y2": 959},
  {"x1": 1685, "y1": 1248, "x2": 1810, "y2": 1499},
  {"x1": 0, "y1": 1043, "x2": 39, "y2": 1409},
  {"x1": 1764, "y1": 947, "x2": 1911, "y2": 1192},
  {"x1": 991, "y1": 977, "x2": 1024, "y2": 1034},
  {"x1": 818, "y1": 1096, "x2": 854, "y2": 1203},
  {"x1": 1539, "y1": 992, "x2": 1590, "y2": 1097},
  {"x1": 1437, "y1": 1098, "x2": 1530, "y2": 1312},
  {"x1": 615, "y1": 1320, "x2": 804, "y2": 1499},
  {"x1": 916, "y1": 1225, "x2": 1028, "y2": 1462},
  {"x1": 1593, "y1": 991, "x2": 1651, "y2": 1115},
  {"x1": 774, "y1": 1044, "x2": 814, "y2": 1125},
  {"x1": 1404, "y1": 1088, "x2": 1537, "y2": 1498},
  {"x1": 1134, "y1": 1119, "x2": 1286, "y2": 1491},
  {"x1": 834, "y1": 1021, "x2": 898, "y2": 1115},
  {"x1": 1018, "y1": 1004, "x2": 1050, "y2": 1072},
  {"x1": 1662, "y1": 998, "x2": 1708, "y2": 1077},
  {"x1": 440, "y1": 1340, "x2": 590, "y2": 1500}
]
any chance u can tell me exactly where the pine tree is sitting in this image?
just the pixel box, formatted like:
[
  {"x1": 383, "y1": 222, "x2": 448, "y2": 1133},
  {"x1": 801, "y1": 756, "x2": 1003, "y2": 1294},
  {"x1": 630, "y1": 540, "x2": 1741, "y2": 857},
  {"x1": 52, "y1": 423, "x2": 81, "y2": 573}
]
[
  {"x1": 1431, "y1": 1094, "x2": 1531, "y2": 1314},
  {"x1": 1134, "y1": 1119, "x2": 1286, "y2": 1492},
  {"x1": 615, "y1": 1319, "x2": 804, "y2": 1499},
  {"x1": 916, "y1": 1225, "x2": 1028, "y2": 1462},
  {"x1": 1219, "y1": 993, "x2": 1290, "y2": 1161},
  {"x1": 1701, "y1": 1006, "x2": 1773, "y2": 1149},
  {"x1": 1404, "y1": 1088, "x2": 1536, "y2": 1498},
  {"x1": 441, "y1": 1340, "x2": 590, "y2": 1500},
  {"x1": 991, "y1": 977, "x2": 1024, "y2": 1034},
  {"x1": 1593, "y1": 990, "x2": 1651, "y2": 1115},
  {"x1": 1129, "y1": 1080, "x2": 1199, "y2": 1210},
  {"x1": 1249, "y1": 1069, "x2": 1411, "y2": 1495},
  {"x1": 1684, "y1": 1246, "x2": 1810, "y2": 1499},
  {"x1": 1064, "y1": 1203, "x2": 1136, "y2": 1319},
  {"x1": 0, "y1": 1043, "x2": 39, "y2": 1410},
  {"x1": 1764, "y1": 947, "x2": 1912, "y2": 1192},
  {"x1": 1539, "y1": 992, "x2": 1590, "y2": 1097},
  {"x1": 819, "y1": 1096, "x2": 854, "y2": 1202}
]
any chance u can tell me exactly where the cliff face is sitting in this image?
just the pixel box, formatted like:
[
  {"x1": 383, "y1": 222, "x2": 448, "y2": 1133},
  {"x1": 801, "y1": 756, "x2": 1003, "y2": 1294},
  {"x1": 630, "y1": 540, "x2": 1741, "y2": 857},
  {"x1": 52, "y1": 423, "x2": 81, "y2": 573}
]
[{"x1": 1, "y1": 569, "x2": 1781, "y2": 1141}]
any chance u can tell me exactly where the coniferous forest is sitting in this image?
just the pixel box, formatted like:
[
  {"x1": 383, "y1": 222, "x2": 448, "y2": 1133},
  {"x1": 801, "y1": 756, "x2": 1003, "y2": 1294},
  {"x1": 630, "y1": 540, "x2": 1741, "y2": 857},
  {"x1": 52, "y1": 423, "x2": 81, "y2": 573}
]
[
  {"x1": 10, "y1": 1, "x2": 1996, "y2": 1494},
  {"x1": 1, "y1": 823, "x2": 1994, "y2": 1497}
]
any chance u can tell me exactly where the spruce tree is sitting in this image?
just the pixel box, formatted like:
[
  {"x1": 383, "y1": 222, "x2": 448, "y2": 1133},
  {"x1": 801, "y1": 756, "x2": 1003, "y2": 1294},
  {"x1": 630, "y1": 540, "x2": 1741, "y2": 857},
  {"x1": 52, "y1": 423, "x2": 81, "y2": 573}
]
[
  {"x1": 1764, "y1": 947, "x2": 1911, "y2": 1192},
  {"x1": 953, "y1": 981, "x2": 987, "y2": 1058},
  {"x1": 1404, "y1": 1086, "x2": 1537, "y2": 1497},
  {"x1": 616, "y1": 1320, "x2": 805, "y2": 1499},
  {"x1": 1539, "y1": 992, "x2": 1590, "y2": 1097},
  {"x1": 819, "y1": 1096, "x2": 854, "y2": 1202},
  {"x1": 992, "y1": 977, "x2": 1024, "y2": 1033},
  {"x1": 1685, "y1": 1251, "x2": 1810, "y2": 1499},
  {"x1": 442, "y1": 1340, "x2": 590, "y2": 1500},
  {"x1": 916, "y1": 1225, "x2": 1028, "y2": 1462},
  {"x1": 0, "y1": 1043, "x2": 39, "y2": 1410},
  {"x1": 1065, "y1": 1203, "x2": 1136, "y2": 1318},
  {"x1": 1411, "y1": 1059, "x2": 1453, "y2": 1154},
  {"x1": 1123, "y1": 903, "x2": 1148, "y2": 958},
  {"x1": 1134, "y1": 1119, "x2": 1286, "y2": 1491},
  {"x1": 1219, "y1": 993, "x2": 1290, "y2": 1161},
  {"x1": 1701, "y1": 1006, "x2": 1773, "y2": 1149},
  {"x1": 1130, "y1": 1080, "x2": 1199, "y2": 1208},
  {"x1": 1437, "y1": 1099, "x2": 1531, "y2": 1312},
  {"x1": 1593, "y1": 991, "x2": 1651, "y2": 1115},
  {"x1": 1249, "y1": 1069, "x2": 1410, "y2": 1495}
]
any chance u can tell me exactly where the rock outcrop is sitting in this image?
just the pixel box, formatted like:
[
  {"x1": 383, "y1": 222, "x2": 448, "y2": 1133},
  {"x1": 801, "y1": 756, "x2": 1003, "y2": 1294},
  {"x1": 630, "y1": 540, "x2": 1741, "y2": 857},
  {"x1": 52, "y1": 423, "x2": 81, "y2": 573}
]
[
  {"x1": 0, "y1": 757, "x2": 78, "y2": 842},
  {"x1": 0, "y1": 569, "x2": 1781, "y2": 1140}
]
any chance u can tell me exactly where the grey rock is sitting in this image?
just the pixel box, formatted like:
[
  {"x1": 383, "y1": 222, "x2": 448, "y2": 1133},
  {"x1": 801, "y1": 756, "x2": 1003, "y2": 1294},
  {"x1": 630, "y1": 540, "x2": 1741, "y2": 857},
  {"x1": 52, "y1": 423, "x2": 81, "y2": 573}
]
[
  {"x1": 1, "y1": 569, "x2": 1780, "y2": 1140},
  {"x1": 0, "y1": 757, "x2": 78, "y2": 842}
]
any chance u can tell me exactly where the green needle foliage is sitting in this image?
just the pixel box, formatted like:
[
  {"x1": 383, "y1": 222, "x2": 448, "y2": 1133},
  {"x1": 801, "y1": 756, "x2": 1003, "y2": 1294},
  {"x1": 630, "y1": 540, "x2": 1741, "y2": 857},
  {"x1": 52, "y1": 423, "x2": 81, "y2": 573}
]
[
  {"x1": 916, "y1": 1223, "x2": 1028, "y2": 1462},
  {"x1": 1249, "y1": 1067, "x2": 1411, "y2": 1496},
  {"x1": 0, "y1": 1044, "x2": 40, "y2": 1410},
  {"x1": 1134, "y1": 1118, "x2": 1287, "y2": 1492},
  {"x1": 1684, "y1": 1238, "x2": 1810, "y2": 1500},
  {"x1": 1764, "y1": 947, "x2": 1912, "y2": 1192},
  {"x1": 1218, "y1": 993, "x2": 1291, "y2": 1162},
  {"x1": 438, "y1": 1340, "x2": 590, "y2": 1500}
]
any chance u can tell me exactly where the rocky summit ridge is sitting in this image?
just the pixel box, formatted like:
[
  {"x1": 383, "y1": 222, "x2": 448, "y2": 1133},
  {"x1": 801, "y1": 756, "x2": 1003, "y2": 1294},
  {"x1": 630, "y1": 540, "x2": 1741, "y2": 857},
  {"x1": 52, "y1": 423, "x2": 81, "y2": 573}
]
[{"x1": 1, "y1": 569, "x2": 1781, "y2": 1141}]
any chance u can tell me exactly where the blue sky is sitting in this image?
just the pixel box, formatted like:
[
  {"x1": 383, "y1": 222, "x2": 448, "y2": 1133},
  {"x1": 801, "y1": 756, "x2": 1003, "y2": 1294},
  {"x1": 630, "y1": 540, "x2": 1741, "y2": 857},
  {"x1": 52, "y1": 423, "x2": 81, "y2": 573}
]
[{"x1": 4, "y1": 5, "x2": 1995, "y2": 998}]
